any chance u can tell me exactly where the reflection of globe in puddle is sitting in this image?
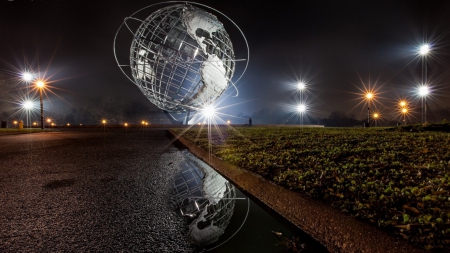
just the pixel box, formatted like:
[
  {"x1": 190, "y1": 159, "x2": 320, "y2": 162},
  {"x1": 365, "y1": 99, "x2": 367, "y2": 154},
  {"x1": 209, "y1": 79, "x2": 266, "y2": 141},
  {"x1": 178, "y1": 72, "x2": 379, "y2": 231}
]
[
  {"x1": 171, "y1": 151, "x2": 236, "y2": 246},
  {"x1": 120, "y1": 3, "x2": 237, "y2": 113}
]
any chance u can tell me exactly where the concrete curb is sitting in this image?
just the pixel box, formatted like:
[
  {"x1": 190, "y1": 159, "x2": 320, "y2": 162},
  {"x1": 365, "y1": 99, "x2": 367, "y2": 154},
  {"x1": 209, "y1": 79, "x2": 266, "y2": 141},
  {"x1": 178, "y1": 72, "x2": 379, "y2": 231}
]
[{"x1": 169, "y1": 129, "x2": 426, "y2": 253}]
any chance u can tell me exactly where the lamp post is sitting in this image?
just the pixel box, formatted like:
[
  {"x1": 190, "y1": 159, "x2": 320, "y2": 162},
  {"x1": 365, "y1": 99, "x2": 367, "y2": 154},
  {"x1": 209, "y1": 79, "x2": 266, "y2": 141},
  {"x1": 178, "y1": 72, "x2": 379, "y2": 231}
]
[
  {"x1": 419, "y1": 44, "x2": 430, "y2": 124},
  {"x1": 23, "y1": 100, "x2": 33, "y2": 128},
  {"x1": 297, "y1": 82, "x2": 306, "y2": 125},
  {"x1": 372, "y1": 112, "x2": 380, "y2": 127},
  {"x1": 399, "y1": 100, "x2": 408, "y2": 125},
  {"x1": 418, "y1": 85, "x2": 429, "y2": 124},
  {"x1": 365, "y1": 92, "x2": 373, "y2": 127},
  {"x1": 36, "y1": 81, "x2": 45, "y2": 129},
  {"x1": 401, "y1": 108, "x2": 408, "y2": 125},
  {"x1": 297, "y1": 104, "x2": 306, "y2": 128}
]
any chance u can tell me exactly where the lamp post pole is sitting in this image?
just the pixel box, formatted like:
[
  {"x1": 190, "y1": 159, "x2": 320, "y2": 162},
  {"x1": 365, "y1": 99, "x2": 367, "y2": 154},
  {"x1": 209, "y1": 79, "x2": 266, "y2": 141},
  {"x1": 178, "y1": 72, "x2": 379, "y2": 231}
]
[
  {"x1": 36, "y1": 81, "x2": 45, "y2": 130},
  {"x1": 419, "y1": 44, "x2": 430, "y2": 124},
  {"x1": 39, "y1": 88, "x2": 44, "y2": 130}
]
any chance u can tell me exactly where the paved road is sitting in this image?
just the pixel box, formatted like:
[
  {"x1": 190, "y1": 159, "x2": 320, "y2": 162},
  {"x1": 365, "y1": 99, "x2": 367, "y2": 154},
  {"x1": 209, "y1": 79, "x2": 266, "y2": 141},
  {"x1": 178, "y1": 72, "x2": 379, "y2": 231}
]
[{"x1": 0, "y1": 129, "x2": 197, "y2": 252}]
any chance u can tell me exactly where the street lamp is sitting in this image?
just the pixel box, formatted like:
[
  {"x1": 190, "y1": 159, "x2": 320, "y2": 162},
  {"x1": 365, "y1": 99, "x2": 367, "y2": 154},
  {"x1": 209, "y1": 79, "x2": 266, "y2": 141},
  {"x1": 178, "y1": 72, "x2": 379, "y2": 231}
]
[
  {"x1": 297, "y1": 82, "x2": 306, "y2": 91},
  {"x1": 418, "y1": 85, "x2": 430, "y2": 124},
  {"x1": 418, "y1": 44, "x2": 430, "y2": 124},
  {"x1": 36, "y1": 80, "x2": 45, "y2": 130},
  {"x1": 372, "y1": 112, "x2": 380, "y2": 127},
  {"x1": 401, "y1": 108, "x2": 408, "y2": 125},
  {"x1": 297, "y1": 104, "x2": 306, "y2": 113},
  {"x1": 22, "y1": 72, "x2": 33, "y2": 82},
  {"x1": 22, "y1": 100, "x2": 33, "y2": 128},
  {"x1": 365, "y1": 92, "x2": 374, "y2": 127}
]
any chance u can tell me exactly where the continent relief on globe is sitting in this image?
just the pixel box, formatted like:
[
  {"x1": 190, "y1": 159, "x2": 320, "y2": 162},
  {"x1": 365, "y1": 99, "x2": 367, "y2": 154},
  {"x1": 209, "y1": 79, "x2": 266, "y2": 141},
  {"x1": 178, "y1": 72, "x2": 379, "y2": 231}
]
[{"x1": 182, "y1": 8, "x2": 229, "y2": 107}]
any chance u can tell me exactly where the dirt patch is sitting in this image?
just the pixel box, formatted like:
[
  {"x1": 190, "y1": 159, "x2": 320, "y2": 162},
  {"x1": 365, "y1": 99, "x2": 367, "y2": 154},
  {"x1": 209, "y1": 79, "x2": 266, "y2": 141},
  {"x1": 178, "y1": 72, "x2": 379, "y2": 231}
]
[{"x1": 43, "y1": 178, "x2": 75, "y2": 189}]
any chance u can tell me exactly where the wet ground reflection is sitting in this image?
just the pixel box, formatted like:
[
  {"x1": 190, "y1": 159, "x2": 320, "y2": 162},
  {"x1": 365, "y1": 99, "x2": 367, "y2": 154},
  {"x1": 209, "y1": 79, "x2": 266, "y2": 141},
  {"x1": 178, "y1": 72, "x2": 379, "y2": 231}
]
[
  {"x1": 171, "y1": 151, "x2": 237, "y2": 246},
  {"x1": 171, "y1": 151, "x2": 328, "y2": 252}
]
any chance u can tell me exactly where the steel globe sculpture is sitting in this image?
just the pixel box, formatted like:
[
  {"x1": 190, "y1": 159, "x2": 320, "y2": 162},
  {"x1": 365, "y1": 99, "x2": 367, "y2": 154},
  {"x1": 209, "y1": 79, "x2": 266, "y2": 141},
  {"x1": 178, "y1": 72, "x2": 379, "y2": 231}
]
[{"x1": 115, "y1": 2, "x2": 248, "y2": 118}]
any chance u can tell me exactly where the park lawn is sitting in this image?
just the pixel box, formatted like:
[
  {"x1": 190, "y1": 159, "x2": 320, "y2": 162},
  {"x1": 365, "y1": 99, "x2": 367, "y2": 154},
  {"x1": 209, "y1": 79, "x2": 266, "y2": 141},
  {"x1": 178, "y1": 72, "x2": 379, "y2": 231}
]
[{"x1": 173, "y1": 126, "x2": 450, "y2": 250}]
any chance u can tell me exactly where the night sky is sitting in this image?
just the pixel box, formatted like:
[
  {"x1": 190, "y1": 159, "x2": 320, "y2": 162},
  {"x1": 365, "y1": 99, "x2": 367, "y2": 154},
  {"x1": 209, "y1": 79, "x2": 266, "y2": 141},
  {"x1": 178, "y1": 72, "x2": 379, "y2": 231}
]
[{"x1": 1, "y1": 0, "x2": 450, "y2": 124}]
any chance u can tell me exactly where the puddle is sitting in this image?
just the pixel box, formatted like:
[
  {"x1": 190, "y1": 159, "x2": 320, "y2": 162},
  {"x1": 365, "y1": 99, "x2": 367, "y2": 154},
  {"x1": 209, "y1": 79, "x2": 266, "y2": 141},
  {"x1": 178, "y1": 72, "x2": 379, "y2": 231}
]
[{"x1": 171, "y1": 151, "x2": 328, "y2": 252}]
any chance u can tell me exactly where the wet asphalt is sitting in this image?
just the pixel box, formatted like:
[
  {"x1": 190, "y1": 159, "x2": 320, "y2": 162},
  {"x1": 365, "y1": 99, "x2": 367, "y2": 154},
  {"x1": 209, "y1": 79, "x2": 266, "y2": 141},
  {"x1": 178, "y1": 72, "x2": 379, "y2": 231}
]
[{"x1": 0, "y1": 128, "x2": 197, "y2": 252}]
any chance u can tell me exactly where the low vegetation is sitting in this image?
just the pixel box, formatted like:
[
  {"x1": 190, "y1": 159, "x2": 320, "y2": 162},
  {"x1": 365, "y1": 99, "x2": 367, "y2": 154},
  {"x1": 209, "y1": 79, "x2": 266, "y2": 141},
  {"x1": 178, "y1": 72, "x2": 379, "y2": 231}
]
[{"x1": 174, "y1": 125, "x2": 450, "y2": 250}]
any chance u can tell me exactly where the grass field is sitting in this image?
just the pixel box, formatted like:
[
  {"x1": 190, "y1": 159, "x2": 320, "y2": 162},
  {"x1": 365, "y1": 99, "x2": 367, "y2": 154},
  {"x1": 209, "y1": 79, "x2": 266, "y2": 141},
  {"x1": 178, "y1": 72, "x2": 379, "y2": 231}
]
[
  {"x1": 0, "y1": 128, "x2": 51, "y2": 135},
  {"x1": 173, "y1": 125, "x2": 450, "y2": 250}
]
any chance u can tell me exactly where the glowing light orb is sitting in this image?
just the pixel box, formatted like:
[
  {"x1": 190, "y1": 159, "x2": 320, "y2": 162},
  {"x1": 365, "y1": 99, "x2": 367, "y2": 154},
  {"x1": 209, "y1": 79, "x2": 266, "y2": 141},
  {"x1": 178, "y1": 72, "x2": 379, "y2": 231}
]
[
  {"x1": 365, "y1": 92, "x2": 373, "y2": 100},
  {"x1": 419, "y1": 44, "x2": 430, "y2": 55},
  {"x1": 373, "y1": 113, "x2": 379, "y2": 119},
  {"x1": 297, "y1": 82, "x2": 306, "y2": 90},
  {"x1": 399, "y1": 101, "x2": 407, "y2": 107},
  {"x1": 36, "y1": 81, "x2": 45, "y2": 88},
  {"x1": 124, "y1": 123, "x2": 128, "y2": 127},
  {"x1": 22, "y1": 72, "x2": 33, "y2": 82},
  {"x1": 23, "y1": 101, "x2": 33, "y2": 109},
  {"x1": 202, "y1": 105, "x2": 216, "y2": 118},
  {"x1": 418, "y1": 86, "x2": 430, "y2": 96},
  {"x1": 47, "y1": 118, "x2": 51, "y2": 123},
  {"x1": 401, "y1": 108, "x2": 408, "y2": 114},
  {"x1": 102, "y1": 119, "x2": 106, "y2": 124},
  {"x1": 297, "y1": 104, "x2": 307, "y2": 113}
]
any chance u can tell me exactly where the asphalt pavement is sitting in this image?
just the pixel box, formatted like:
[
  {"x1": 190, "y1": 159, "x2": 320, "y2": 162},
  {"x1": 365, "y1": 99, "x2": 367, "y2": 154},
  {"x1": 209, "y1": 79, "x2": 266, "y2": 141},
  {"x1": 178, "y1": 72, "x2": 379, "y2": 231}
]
[{"x1": 0, "y1": 129, "x2": 197, "y2": 252}]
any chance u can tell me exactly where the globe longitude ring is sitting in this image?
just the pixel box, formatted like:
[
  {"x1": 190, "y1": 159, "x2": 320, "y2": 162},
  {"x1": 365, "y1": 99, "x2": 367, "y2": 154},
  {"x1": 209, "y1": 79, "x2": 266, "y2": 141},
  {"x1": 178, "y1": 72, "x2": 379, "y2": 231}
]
[{"x1": 114, "y1": 1, "x2": 249, "y2": 117}]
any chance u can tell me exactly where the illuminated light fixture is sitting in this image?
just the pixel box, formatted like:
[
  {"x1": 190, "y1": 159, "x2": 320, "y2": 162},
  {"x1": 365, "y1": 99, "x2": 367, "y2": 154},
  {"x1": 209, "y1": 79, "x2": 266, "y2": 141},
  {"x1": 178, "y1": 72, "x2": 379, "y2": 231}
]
[
  {"x1": 22, "y1": 72, "x2": 33, "y2": 82},
  {"x1": 297, "y1": 82, "x2": 306, "y2": 90},
  {"x1": 418, "y1": 86, "x2": 429, "y2": 97},
  {"x1": 402, "y1": 108, "x2": 408, "y2": 114},
  {"x1": 23, "y1": 101, "x2": 33, "y2": 109},
  {"x1": 419, "y1": 44, "x2": 430, "y2": 55},
  {"x1": 124, "y1": 123, "x2": 128, "y2": 127},
  {"x1": 373, "y1": 113, "x2": 379, "y2": 119},
  {"x1": 297, "y1": 104, "x2": 306, "y2": 113},
  {"x1": 47, "y1": 118, "x2": 51, "y2": 123},
  {"x1": 102, "y1": 119, "x2": 106, "y2": 124},
  {"x1": 399, "y1": 100, "x2": 407, "y2": 107},
  {"x1": 202, "y1": 105, "x2": 216, "y2": 118},
  {"x1": 36, "y1": 80, "x2": 45, "y2": 88},
  {"x1": 365, "y1": 92, "x2": 373, "y2": 100}
]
